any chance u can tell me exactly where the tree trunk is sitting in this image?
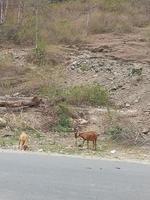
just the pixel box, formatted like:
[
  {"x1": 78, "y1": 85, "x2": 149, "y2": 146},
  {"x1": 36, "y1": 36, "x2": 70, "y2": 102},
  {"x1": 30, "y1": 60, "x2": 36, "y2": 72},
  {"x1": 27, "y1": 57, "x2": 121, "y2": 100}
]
[
  {"x1": 0, "y1": 96, "x2": 42, "y2": 108},
  {"x1": 0, "y1": 0, "x2": 9, "y2": 25},
  {"x1": 0, "y1": 0, "x2": 4, "y2": 24},
  {"x1": 17, "y1": 0, "x2": 24, "y2": 25},
  {"x1": 4, "y1": 0, "x2": 8, "y2": 22}
]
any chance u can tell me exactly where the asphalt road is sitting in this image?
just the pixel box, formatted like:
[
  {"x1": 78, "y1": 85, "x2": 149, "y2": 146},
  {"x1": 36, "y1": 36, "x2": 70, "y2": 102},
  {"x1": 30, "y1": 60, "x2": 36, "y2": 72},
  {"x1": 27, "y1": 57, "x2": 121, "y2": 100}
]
[{"x1": 0, "y1": 152, "x2": 150, "y2": 200}]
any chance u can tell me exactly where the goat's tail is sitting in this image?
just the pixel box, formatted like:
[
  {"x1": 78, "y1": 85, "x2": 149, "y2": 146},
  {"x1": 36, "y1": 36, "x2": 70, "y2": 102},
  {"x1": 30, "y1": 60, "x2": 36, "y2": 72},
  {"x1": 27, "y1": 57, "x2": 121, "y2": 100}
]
[{"x1": 97, "y1": 134, "x2": 100, "y2": 137}]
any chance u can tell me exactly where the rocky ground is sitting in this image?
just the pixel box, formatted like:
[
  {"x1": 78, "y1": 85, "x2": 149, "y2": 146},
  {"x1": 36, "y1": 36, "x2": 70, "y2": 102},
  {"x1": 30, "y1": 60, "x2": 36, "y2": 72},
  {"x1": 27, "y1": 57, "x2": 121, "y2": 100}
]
[
  {"x1": 0, "y1": 28, "x2": 150, "y2": 160},
  {"x1": 66, "y1": 30, "x2": 150, "y2": 142}
]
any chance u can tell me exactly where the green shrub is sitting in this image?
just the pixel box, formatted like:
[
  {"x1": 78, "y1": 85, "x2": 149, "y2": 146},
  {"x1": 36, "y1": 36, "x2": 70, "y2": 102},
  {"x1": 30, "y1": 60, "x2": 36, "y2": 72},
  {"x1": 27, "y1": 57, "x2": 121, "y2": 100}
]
[
  {"x1": 55, "y1": 104, "x2": 73, "y2": 132},
  {"x1": 38, "y1": 85, "x2": 64, "y2": 100},
  {"x1": 38, "y1": 84, "x2": 109, "y2": 106},
  {"x1": 107, "y1": 126, "x2": 123, "y2": 140},
  {"x1": 58, "y1": 103, "x2": 77, "y2": 119},
  {"x1": 65, "y1": 84, "x2": 109, "y2": 106},
  {"x1": 128, "y1": 68, "x2": 143, "y2": 76}
]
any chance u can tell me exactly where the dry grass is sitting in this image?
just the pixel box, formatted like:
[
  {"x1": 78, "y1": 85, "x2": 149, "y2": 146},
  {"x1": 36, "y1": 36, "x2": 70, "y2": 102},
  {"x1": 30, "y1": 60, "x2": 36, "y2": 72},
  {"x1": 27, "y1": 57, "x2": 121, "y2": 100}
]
[
  {"x1": 1, "y1": 0, "x2": 149, "y2": 45},
  {"x1": 145, "y1": 27, "x2": 150, "y2": 45},
  {"x1": 89, "y1": 12, "x2": 133, "y2": 34},
  {"x1": 0, "y1": 44, "x2": 67, "y2": 96}
]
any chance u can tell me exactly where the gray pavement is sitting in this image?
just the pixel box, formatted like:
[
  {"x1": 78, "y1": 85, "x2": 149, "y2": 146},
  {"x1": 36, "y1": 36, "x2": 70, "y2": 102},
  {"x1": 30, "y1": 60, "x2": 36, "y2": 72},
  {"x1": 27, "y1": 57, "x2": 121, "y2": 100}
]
[{"x1": 0, "y1": 152, "x2": 150, "y2": 200}]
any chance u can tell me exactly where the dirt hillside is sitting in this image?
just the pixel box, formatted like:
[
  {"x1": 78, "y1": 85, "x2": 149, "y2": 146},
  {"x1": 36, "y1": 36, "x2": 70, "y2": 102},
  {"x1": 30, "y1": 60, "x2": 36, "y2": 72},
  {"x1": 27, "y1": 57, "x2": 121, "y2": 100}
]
[{"x1": 0, "y1": 27, "x2": 150, "y2": 157}]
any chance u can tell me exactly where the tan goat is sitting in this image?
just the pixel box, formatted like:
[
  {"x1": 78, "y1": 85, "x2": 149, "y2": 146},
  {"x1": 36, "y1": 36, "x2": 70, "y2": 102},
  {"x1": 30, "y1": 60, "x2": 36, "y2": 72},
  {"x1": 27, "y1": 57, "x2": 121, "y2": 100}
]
[{"x1": 19, "y1": 132, "x2": 29, "y2": 151}]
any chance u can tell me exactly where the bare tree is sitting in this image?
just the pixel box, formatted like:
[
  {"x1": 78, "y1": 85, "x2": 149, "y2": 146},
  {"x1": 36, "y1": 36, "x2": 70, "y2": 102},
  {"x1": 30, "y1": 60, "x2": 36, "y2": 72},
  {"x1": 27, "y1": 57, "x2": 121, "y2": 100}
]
[
  {"x1": 0, "y1": 0, "x2": 4, "y2": 24},
  {"x1": 35, "y1": 0, "x2": 39, "y2": 50},
  {"x1": 17, "y1": 0, "x2": 24, "y2": 25},
  {"x1": 4, "y1": 0, "x2": 8, "y2": 21},
  {"x1": 0, "y1": 0, "x2": 8, "y2": 24}
]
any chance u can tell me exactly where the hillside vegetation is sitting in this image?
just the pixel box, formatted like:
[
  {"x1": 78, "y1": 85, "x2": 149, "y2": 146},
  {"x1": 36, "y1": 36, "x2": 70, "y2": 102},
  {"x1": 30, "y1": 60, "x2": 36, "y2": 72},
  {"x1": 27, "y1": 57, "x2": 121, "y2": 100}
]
[
  {"x1": 0, "y1": 0, "x2": 150, "y2": 158},
  {"x1": 0, "y1": 0, "x2": 150, "y2": 45}
]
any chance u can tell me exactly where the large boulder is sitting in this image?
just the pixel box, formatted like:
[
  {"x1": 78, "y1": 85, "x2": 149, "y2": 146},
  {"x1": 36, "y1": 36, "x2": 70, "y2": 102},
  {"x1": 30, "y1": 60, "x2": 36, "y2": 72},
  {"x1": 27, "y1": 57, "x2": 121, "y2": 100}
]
[{"x1": 0, "y1": 118, "x2": 7, "y2": 128}]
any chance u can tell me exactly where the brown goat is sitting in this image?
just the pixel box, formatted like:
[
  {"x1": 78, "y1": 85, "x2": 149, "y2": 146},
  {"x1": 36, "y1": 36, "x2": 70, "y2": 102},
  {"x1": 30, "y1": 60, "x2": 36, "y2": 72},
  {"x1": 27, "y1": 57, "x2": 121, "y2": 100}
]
[
  {"x1": 75, "y1": 130, "x2": 98, "y2": 150},
  {"x1": 19, "y1": 132, "x2": 29, "y2": 151}
]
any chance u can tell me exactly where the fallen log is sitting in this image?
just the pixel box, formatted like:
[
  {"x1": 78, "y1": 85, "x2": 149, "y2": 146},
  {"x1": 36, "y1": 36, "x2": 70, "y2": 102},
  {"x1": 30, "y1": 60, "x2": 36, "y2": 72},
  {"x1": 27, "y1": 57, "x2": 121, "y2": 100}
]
[{"x1": 0, "y1": 96, "x2": 42, "y2": 108}]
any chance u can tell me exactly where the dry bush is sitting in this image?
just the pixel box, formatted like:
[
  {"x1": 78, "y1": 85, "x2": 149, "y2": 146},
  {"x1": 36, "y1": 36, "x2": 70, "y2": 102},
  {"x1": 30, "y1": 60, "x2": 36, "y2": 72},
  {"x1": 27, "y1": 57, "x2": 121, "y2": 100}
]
[
  {"x1": 89, "y1": 12, "x2": 133, "y2": 34},
  {"x1": 89, "y1": 12, "x2": 115, "y2": 34},
  {"x1": 107, "y1": 124, "x2": 145, "y2": 146},
  {"x1": 106, "y1": 110, "x2": 145, "y2": 146},
  {"x1": 4, "y1": 111, "x2": 48, "y2": 131},
  {"x1": 2, "y1": 0, "x2": 150, "y2": 45},
  {"x1": 0, "y1": 53, "x2": 14, "y2": 69},
  {"x1": 45, "y1": 19, "x2": 84, "y2": 44},
  {"x1": 145, "y1": 27, "x2": 150, "y2": 45}
]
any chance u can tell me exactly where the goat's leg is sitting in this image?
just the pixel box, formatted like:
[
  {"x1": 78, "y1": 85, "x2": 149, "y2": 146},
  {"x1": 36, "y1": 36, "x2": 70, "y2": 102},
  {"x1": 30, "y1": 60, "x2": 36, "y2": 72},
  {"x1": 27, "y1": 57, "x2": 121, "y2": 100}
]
[
  {"x1": 87, "y1": 140, "x2": 89, "y2": 149},
  {"x1": 94, "y1": 140, "x2": 97, "y2": 151},
  {"x1": 20, "y1": 141, "x2": 23, "y2": 150},
  {"x1": 82, "y1": 139, "x2": 85, "y2": 147},
  {"x1": 19, "y1": 140, "x2": 24, "y2": 150},
  {"x1": 75, "y1": 138, "x2": 77, "y2": 147},
  {"x1": 18, "y1": 140, "x2": 21, "y2": 150},
  {"x1": 93, "y1": 141, "x2": 95, "y2": 149}
]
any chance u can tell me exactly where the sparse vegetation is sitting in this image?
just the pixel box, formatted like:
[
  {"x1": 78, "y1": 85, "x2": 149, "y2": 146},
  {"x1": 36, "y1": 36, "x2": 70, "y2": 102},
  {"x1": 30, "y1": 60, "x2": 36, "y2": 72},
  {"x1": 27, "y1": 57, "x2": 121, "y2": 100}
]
[
  {"x1": 107, "y1": 125, "x2": 144, "y2": 146},
  {"x1": 38, "y1": 84, "x2": 109, "y2": 106},
  {"x1": 33, "y1": 40, "x2": 46, "y2": 66},
  {"x1": 54, "y1": 103, "x2": 73, "y2": 133},
  {"x1": 128, "y1": 68, "x2": 143, "y2": 76},
  {"x1": 0, "y1": 0, "x2": 150, "y2": 159},
  {"x1": 145, "y1": 27, "x2": 150, "y2": 45},
  {"x1": 0, "y1": 0, "x2": 150, "y2": 45},
  {"x1": 65, "y1": 84, "x2": 109, "y2": 106}
]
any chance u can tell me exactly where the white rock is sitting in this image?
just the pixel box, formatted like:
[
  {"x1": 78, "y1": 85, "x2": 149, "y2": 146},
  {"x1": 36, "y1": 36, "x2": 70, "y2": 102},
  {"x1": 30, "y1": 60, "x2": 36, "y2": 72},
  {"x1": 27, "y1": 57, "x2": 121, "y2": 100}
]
[
  {"x1": 125, "y1": 103, "x2": 130, "y2": 108},
  {"x1": 110, "y1": 150, "x2": 116, "y2": 154},
  {"x1": 78, "y1": 118, "x2": 88, "y2": 125},
  {"x1": 142, "y1": 128, "x2": 149, "y2": 134},
  {"x1": 0, "y1": 118, "x2": 7, "y2": 128},
  {"x1": 38, "y1": 149, "x2": 43, "y2": 152},
  {"x1": 70, "y1": 65, "x2": 75, "y2": 70}
]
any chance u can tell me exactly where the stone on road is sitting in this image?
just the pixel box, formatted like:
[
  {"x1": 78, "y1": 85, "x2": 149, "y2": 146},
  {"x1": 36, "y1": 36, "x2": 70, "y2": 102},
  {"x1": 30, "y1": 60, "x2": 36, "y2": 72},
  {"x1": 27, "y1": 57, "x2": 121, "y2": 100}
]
[{"x1": 0, "y1": 152, "x2": 150, "y2": 200}]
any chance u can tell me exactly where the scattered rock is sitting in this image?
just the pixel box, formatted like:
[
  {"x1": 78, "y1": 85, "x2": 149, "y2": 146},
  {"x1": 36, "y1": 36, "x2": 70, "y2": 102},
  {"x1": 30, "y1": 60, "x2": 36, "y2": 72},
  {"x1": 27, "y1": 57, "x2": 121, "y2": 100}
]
[
  {"x1": 12, "y1": 93, "x2": 19, "y2": 97},
  {"x1": 70, "y1": 65, "x2": 75, "y2": 70},
  {"x1": 91, "y1": 45, "x2": 111, "y2": 53},
  {"x1": 110, "y1": 150, "x2": 116, "y2": 154},
  {"x1": 0, "y1": 118, "x2": 7, "y2": 128},
  {"x1": 38, "y1": 149, "x2": 43, "y2": 152},
  {"x1": 65, "y1": 145, "x2": 73, "y2": 149},
  {"x1": 125, "y1": 103, "x2": 130, "y2": 108},
  {"x1": 134, "y1": 99, "x2": 139, "y2": 103},
  {"x1": 144, "y1": 112, "x2": 150, "y2": 116},
  {"x1": 78, "y1": 118, "x2": 88, "y2": 125},
  {"x1": 142, "y1": 128, "x2": 149, "y2": 135},
  {"x1": 93, "y1": 74, "x2": 98, "y2": 78}
]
